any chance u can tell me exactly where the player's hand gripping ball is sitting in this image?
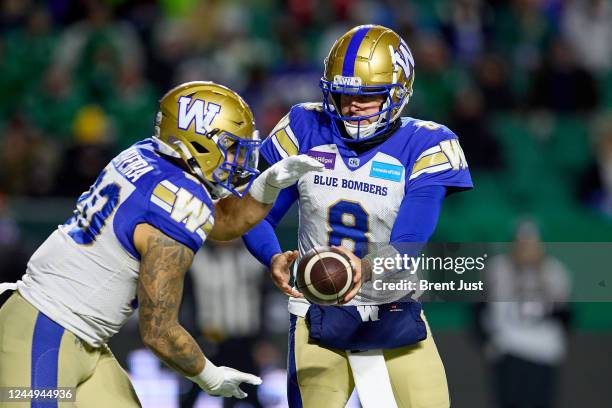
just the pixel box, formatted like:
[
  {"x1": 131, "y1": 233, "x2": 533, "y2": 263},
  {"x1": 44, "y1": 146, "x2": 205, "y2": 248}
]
[{"x1": 296, "y1": 246, "x2": 356, "y2": 305}]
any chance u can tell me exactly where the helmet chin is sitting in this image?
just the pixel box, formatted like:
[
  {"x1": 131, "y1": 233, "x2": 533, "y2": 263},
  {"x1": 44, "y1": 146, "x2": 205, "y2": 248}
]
[
  {"x1": 208, "y1": 182, "x2": 232, "y2": 200},
  {"x1": 342, "y1": 118, "x2": 381, "y2": 140}
]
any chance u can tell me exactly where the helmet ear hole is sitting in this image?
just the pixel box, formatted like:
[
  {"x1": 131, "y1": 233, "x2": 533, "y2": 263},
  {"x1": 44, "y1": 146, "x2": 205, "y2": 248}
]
[{"x1": 191, "y1": 141, "x2": 209, "y2": 154}]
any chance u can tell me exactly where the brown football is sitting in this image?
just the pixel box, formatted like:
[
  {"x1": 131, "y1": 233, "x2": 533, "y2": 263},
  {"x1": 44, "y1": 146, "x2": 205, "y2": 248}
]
[{"x1": 295, "y1": 246, "x2": 355, "y2": 305}]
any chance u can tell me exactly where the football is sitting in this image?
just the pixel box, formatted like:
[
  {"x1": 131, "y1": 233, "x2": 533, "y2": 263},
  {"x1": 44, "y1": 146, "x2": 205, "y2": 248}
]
[{"x1": 295, "y1": 246, "x2": 355, "y2": 305}]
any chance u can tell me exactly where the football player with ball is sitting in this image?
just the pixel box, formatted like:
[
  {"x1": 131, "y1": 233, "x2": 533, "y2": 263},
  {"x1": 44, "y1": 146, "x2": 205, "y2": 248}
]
[
  {"x1": 244, "y1": 25, "x2": 472, "y2": 407},
  {"x1": 0, "y1": 82, "x2": 323, "y2": 406}
]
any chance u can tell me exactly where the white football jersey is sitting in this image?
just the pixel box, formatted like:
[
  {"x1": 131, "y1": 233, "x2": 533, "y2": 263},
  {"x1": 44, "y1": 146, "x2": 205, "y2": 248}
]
[
  {"x1": 296, "y1": 144, "x2": 407, "y2": 304},
  {"x1": 17, "y1": 139, "x2": 214, "y2": 347},
  {"x1": 259, "y1": 103, "x2": 472, "y2": 311},
  {"x1": 296, "y1": 145, "x2": 404, "y2": 256}
]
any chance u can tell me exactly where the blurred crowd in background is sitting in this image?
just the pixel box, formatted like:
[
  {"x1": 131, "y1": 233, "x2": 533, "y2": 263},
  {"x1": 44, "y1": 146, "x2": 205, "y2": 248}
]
[
  {"x1": 1, "y1": 0, "x2": 612, "y2": 238},
  {"x1": 1, "y1": 0, "x2": 612, "y2": 407}
]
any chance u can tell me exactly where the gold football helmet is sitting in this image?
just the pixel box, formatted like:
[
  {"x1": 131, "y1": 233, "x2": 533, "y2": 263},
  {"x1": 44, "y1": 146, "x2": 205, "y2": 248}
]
[
  {"x1": 154, "y1": 81, "x2": 260, "y2": 198},
  {"x1": 320, "y1": 25, "x2": 415, "y2": 141}
]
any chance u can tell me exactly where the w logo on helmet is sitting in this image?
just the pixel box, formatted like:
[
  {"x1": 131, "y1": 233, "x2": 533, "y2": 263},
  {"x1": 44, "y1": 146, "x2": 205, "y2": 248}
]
[
  {"x1": 392, "y1": 40, "x2": 415, "y2": 79},
  {"x1": 177, "y1": 96, "x2": 222, "y2": 135}
]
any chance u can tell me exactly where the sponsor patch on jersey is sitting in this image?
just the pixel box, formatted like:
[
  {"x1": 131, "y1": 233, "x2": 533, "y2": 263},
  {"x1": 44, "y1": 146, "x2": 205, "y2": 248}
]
[
  {"x1": 348, "y1": 157, "x2": 360, "y2": 168},
  {"x1": 308, "y1": 150, "x2": 336, "y2": 170},
  {"x1": 370, "y1": 161, "x2": 403, "y2": 182}
]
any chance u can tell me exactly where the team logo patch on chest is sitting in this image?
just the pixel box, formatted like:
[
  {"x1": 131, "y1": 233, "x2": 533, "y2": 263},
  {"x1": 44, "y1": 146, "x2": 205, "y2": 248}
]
[
  {"x1": 307, "y1": 150, "x2": 336, "y2": 170},
  {"x1": 369, "y1": 161, "x2": 404, "y2": 182},
  {"x1": 348, "y1": 157, "x2": 360, "y2": 168}
]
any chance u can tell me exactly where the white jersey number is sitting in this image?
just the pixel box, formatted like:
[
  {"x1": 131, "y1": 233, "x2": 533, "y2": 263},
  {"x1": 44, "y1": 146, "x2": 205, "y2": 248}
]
[{"x1": 64, "y1": 169, "x2": 121, "y2": 245}]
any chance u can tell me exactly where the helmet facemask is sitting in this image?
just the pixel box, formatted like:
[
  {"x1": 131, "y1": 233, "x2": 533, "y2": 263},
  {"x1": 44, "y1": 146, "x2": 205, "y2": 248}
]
[
  {"x1": 320, "y1": 79, "x2": 410, "y2": 141},
  {"x1": 168, "y1": 129, "x2": 260, "y2": 199},
  {"x1": 210, "y1": 131, "x2": 260, "y2": 198}
]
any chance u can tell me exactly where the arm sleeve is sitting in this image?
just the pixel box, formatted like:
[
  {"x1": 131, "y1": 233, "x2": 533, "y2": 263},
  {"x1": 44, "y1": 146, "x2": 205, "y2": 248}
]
[
  {"x1": 365, "y1": 185, "x2": 446, "y2": 280},
  {"x1": 390, "y1": 184, "x2": 446, "y2": 246},
  {"x1": 242, "y1": 184, "x2": 299, "y2": 267},
  {"x1": 244, "y1": 107, "x2": 302, "y2": 266}
]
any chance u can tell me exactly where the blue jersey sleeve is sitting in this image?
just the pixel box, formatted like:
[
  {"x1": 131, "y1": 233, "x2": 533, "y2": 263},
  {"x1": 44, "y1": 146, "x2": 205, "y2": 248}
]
[
  {"x1": 390, "y1": 185, "x2": 446, "y2": 244},
  {"x1": 406, "y1": 122, "x2": 473, "y2": 194},
  {"x1": 111, "y1": 141, "x2": 214, "y2": 259},
  {"x1": 242, "y1": 184, "x2": 299, "y2": 267},
  {"x1": 385, "y1": 185, "x2": 446, "y2": 264},
  {"x1": 145, "y1": 176, "x2": 214, "y2": 254}
]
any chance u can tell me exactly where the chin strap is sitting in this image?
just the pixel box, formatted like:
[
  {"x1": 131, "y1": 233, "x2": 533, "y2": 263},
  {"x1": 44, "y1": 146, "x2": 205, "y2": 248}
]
[
  {"x1": 341, "y1": 89, "x2": 408, "y2": 140},
  {"x1": 344, "y1": 119, "x2": 401, "y2": 154},
  {"x1": 343, "y1": 121, "x2": 379, "y2": 139},
  {"x1": 153, "y1": 136, "x2": 181, "y2": 158},
  {"x1": 168, "y1": 139, "x2": 229, "y2": 199}
]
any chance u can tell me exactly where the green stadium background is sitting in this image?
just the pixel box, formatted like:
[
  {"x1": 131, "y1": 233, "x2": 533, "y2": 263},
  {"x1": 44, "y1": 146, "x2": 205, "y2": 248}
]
[{"x1": 1, "y1": 0, "x2": 611, "y2": 407}]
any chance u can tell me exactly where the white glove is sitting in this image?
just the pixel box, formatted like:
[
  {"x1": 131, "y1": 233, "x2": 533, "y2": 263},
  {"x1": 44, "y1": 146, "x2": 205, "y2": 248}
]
[
  {"x1": 188, "y1": 358, "x2": 262, "y2": 399},
  {"x1": 249, "y1": 154, "x2": 325, "y2": 203}
]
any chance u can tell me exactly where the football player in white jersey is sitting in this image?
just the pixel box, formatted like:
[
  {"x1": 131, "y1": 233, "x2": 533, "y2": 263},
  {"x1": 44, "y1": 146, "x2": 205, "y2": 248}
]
[
  {"x1": 243, "y1": 25, "x2": 473, "y2": 407},
  {"x1": 0, "y1": 81, "x2": 323, "y2": 407}
]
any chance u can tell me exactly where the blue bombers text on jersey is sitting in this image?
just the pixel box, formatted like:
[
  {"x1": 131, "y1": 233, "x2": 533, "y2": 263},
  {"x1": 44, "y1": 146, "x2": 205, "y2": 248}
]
[{"x1": 260, "y1": 103, "x2": 472, "y2": 308}]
